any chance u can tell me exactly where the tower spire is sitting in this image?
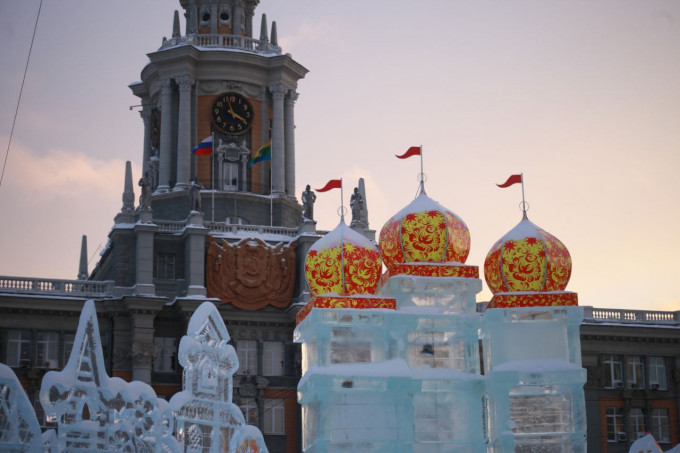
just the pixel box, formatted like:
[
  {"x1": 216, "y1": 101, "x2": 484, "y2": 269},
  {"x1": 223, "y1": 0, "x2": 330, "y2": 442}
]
[
  {"x1": 260, "y1": 14, "x2": 268, "y2": 41},
  {"x1": 77, "y1": 235, "x2": 88, "y2": 280},
  {"x1": 172, "y1": 10, "x2": 181, "y2": 38},
  {"x1": 122, "y1": 161, "x2": 134, "y2": 213},
  {"x1": 271, "y1": 21, "x2": 278, "y2": 46}
]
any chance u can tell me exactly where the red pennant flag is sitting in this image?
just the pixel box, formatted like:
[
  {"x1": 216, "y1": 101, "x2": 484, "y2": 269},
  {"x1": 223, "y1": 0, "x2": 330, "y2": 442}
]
[
  {"x1": 316, "y1": 179, "x2": 342, "y2": 192},
  {"x1": 396, "y1": 146, "x2": 421, "y2": 159},
  {"x1": 497, "y1": 174, "x2": 522, "y2": 188}
]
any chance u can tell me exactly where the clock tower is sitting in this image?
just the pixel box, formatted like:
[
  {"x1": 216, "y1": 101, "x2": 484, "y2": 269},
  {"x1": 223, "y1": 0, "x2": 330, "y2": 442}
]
[{"x1": 130, "y1": 0, "x2": 307, "y2": 226}]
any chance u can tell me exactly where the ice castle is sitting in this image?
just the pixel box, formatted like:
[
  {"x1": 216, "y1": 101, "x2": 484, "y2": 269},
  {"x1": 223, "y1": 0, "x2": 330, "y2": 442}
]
[{"x1": 295, "y1": 189, "x2": 587, "y2": 452}]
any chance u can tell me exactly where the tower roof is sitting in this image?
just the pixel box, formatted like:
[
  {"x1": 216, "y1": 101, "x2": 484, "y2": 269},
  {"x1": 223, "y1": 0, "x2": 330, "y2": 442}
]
[
  {"x1": 484, "y1": 215, "x2": 573, "y2": 295},
  {"x1": 379, "y1": 192, "x2": 471, "y2": 270}
]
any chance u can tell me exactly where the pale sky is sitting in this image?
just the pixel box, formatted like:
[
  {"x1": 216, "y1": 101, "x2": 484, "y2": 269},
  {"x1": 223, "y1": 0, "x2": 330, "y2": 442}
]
[{"x1": 1, "y1": 0, "x2": 679, "y2": 311}]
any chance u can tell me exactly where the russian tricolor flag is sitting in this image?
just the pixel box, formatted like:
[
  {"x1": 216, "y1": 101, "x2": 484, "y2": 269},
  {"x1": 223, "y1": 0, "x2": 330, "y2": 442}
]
[{"x1": 192, "y1": 136, "x2": 212, "y2": 155}]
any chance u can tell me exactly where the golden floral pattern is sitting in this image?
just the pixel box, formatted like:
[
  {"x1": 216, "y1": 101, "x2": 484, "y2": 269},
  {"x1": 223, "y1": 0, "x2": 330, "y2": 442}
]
[
  {"x1": 484, "y1": 229, "x2": 572, "y2": 295},
  {"x1": 343, "y1": 243, "x2": 382, "y2": 295},
  {"x1": 390, "y1": 263, "x2": 479, "y2": 278},
  {"x1": 379, "y1": 207, "x2": 471, "y2": 272},
  {"x1": 378, "y1": 218, "x2": 404, "y2": 270},
  {"x1": 483, "y1": 239, "x2": 505, "y2": 293},
  {"x1": 499, "y1": 236, "x2": 547, "y2": 292},
  {"x1": 305, "y1": 244, "x2": 381, "y2": 296},
  {"x1": 401, "y1": 211, "x2": 447, "y2": 262},
  {"x1": 539, "y1": 228, "x2": 572, "y2": 291},
  {"x1": 296, "y1": 295, "x2": 397, "y2": 324},
  {"x1": 487, "y1": 292, "x2": 578, "y2": 309},
  {"x1": 443, "y1": 211, "x2": 471, "y2": 263}
]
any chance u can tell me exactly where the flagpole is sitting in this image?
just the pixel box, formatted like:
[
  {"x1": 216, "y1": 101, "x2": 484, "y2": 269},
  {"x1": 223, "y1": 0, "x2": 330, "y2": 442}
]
[
  {"x1": 270, "y1": 159, "x2": 273, "y2": 227},
  {"x1": 419, "y1": 145, "x2": 424, "y2": 195},
  {"x1": 521, "y1": 172, "x2": 526, "y2": 218},
  {"x1": 211, "y1": 132, "x2": 215, "y2": 223},
  {"x1": 340, "y1": 178, "x2": 344, "y2": 223}
]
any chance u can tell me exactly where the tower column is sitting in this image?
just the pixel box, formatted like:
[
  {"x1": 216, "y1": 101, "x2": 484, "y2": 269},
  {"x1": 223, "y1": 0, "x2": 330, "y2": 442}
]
[
  {"x1": 259, "y1": 86, "x2": 270, "y2": 195},
  {"x1": 284, "y1": 90, "x2": 298, "y2": 197},
  {"x1": 157, "y1": 79, "x2": 173, "y2": 193},
  {"x1": 175, "y1": 75, "x2": 195, "y2": 191},
  {"x1": 140, "y1": 100, "x2": 153, "y2": 174},
  {"x1": 270, "y1": 84, "x2": 286, "y2": 195}
]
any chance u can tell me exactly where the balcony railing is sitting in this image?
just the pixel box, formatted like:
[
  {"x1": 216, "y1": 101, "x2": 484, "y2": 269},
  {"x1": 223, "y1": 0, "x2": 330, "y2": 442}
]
[
  {"x1": 0, "y1": 276, "x2": 115, "y2": 298},
  {"x1": 582, "y1": 307, "x2": 680, "y2": 325},
  {"x1": 160, "y1": 33, "x2": 281, "y2": 55}
]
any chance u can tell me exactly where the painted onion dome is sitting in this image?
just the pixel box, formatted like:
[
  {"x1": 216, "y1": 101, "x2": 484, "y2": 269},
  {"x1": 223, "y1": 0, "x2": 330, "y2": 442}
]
[
  {"x1": 484, "y1": 214, "x2": 577, "y2": 308},
  {"x1": 378, "y1": 192, "x2": 478, "y2": 278},
  {"x1": 305, "y1": 221, "x2": 382, "y2": 297}
]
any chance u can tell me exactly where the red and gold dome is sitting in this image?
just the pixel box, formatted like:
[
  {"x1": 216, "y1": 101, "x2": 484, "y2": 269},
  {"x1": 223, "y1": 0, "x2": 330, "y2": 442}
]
[
  {"x1": 378, "y1": 192, "x2": 478, "y2": 278},
  {"x1": 299, "y1": 221, "x2": 396, "y2": 325},
  {"x1": 484, "y1": 215, "x2": 577, "y2": 308},
  {"x1": 305, "y1": 221, "x2": 382, "y2": 296}
]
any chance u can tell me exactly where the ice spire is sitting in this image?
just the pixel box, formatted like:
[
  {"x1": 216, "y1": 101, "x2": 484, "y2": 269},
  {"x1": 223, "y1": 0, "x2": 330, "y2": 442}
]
[
  {"x1": 271, "y1": 21, "x2": 278, "y2": 46},
  {"x1": 77, "y1": 235, "x2": 88, "y2": 280},
  {"x1": 260, "y1": 14, "x2": 268, "y2": 41}
]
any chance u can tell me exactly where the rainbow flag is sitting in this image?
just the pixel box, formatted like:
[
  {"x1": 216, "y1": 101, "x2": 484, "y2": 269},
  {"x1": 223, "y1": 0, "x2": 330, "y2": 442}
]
[{"x1": 248, "y1": 141, "x2": 272, "y2": 168}]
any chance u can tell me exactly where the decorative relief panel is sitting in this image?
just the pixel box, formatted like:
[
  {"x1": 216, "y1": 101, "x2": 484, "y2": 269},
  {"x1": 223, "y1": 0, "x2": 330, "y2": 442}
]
[{"x1": 206, "y1": 236, "x2": 297, "y2": 310}]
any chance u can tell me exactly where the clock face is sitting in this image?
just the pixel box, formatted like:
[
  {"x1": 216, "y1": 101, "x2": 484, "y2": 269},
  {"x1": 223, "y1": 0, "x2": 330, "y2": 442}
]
[{"x1": 211, "y1": 92, "x2": 254, "y2": 135}]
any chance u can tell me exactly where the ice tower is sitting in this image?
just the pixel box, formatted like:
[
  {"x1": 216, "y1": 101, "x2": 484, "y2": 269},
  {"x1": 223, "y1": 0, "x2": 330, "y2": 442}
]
[
  {"x1": 296, "y1": 193, "x2": 487, "y2": 452},
  {"x1": 482, "y1": 213, "x2": 587, "y2": 451}
]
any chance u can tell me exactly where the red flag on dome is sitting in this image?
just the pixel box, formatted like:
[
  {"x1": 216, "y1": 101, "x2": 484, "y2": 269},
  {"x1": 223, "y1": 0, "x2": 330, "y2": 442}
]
[
  {"x1": 497, "y1": 174, "x2": 522, "y2": 188},
  {"x1": 316, "y1": 179, "x2": 342, "y2": 192},
  {"x1": 396, "y1": 146, "x2": 422, "y2": 159}
]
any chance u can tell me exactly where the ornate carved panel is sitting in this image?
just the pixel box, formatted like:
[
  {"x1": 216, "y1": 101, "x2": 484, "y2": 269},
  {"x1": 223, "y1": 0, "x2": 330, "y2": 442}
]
[{"x1": 206, "y1": 236, "x2": 297, "y2": 310}]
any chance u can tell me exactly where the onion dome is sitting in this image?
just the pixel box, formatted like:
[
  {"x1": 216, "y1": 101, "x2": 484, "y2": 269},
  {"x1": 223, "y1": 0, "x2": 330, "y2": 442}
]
[
  {"x1": 484, "y1": 215, "x2": 572, "y2": 295},
  {"x1": 379, "y1": 192, "x2": 472, "y2": 271},
  {"x1": 305, "y1": 221, "x2": 382, "y2": 296}
]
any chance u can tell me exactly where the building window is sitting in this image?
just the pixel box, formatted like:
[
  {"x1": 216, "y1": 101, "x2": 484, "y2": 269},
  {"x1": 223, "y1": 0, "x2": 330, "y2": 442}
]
[
  {"x1": 156, "y1": 254, "x2": 176, "y2": 280},
  {"x1": 63, "y1": 333, "x2": 75, "y2": 366},
  {"x1": 153, "y1": 337, "x2": 177, "y2": 372},
  {"x1": 262, "y1": 341, "x2": 283, "y2": 376},
  {"x1": 6, "y1": 330, "x2": 31, "y2": 368},
  {"x1": 239, "y1": 398, "x2": 258, "y2": 426},
  {"x1": 606, "y1": 407, "x2": 624, "y2": 442},
  {"x1": 629, "y1": 408, "x2": 646, "y2": 440},
  {"x1": 626, "y1": 356, "x2": 644, "y2": 389},
  {"x1": 263, "y1": 398, "x2": 285, "y2": 434},
  {"x1": 648, "y1": 357, "x2": 667, "y2": 390},
  {"x1": 236, "y1": 340, "x2": 258, "y2": 375},
  {"x1": 603, "y1": 355, "x2": 623, "y2": 388},
  {"x1": 650, "y1": 408, "x2": 670, "y2": 443},
  {"x1": 35, "y1": 331, "x2": 59, "y2": 369}
]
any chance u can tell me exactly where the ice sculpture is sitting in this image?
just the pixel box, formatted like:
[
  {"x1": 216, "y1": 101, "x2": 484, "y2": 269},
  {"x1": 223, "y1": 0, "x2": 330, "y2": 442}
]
[
  {"x1": 0, "y1": 363, "x2": 42, "y2": 451},
  {"x1": 39, "y1": 300, "x2": 179, "y2": 452},
  {"x1": 169, "y1": 301, "x2": 268, "y2": 453}
]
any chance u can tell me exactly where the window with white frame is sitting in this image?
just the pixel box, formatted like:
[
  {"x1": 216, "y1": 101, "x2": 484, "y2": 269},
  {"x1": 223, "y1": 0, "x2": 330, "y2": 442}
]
[
  {"x1": 648, "y1": 357, "x2": 667, "y2": 390},
  {"x1": 629, "y1": 408, "x2": 646, "y2": 440},
  {"x1": 262, "y1": 341, "x2": 283, "y2": 376},
  {"x1": 263, "y1": 398, "x2": 285, "y2": 434},
  {"x1": 603, "y1": 355, "x2": 623, "y2": 388},
  {"x1": 35, "y1": 331, "x2": 59, "y2": 369},
  {"x1": 236, "y1": 340, "x2": 258, "y2": 375},
  {"x1": 650, "y1": 408, "x2": 670, "y2": 443},
  {"x1": 6, "y1": 330, "x2": 31, "y2": 368},
  {"x1": 153, "y1": 337, "x2": 178, "y2": 372},
  {"x1": 626, "y1": 356, "x2": 644, "y2": 389},
  {"x1": 606, "y1": 407, "x2": 624, "y2": 442},
  {"x1": 238, "y1": 398, "x2": 258, "y2": 426}
]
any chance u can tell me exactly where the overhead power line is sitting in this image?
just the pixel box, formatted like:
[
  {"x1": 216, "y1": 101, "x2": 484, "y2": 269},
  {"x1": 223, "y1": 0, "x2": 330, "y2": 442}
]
[{"x1": 0, "y1": 0, "x2": 43, "y2": 187}]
